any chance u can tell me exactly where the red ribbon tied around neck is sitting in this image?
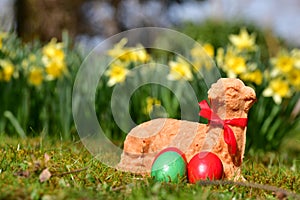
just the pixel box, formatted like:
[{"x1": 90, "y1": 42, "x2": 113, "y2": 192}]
[{"x1": 198, "y1": 100, "x2": 248, "y2": 155}]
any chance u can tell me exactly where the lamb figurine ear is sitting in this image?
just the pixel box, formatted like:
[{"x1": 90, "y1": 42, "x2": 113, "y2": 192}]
[
  {"x1": 207, "y1": 80, "x2": 227, "y2": 113},
  {"x1": 207, "y1": 81, "x2": 226, "y2": 101},
  {"x1": 243, "y1": 86, "x2": 257, "y2": 113}
]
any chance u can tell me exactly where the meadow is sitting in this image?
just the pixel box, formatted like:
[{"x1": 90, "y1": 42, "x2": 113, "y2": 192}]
[
  {"x1": 0, "y1": 21, "x2": 300, "y2": 199},
  {"x1": 0, "y1": 136, "x2": 299, "y2": 200}
]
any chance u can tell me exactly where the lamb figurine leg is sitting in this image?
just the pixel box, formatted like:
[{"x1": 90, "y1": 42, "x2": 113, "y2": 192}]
[{"x1": 117, "y1": 78, "x2": 256, "y2": 180}]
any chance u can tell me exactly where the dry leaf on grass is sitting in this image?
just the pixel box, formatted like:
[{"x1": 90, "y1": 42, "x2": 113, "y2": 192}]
[
  {"x1": 39, "y1": 168, "x2": 51, "y2": 182},
  {"x1": 14, "y1": 170, "x2": 30, "y2": 178},
  {"x1": 44, "y1": 153, "x2": 50, "y2": 164}
]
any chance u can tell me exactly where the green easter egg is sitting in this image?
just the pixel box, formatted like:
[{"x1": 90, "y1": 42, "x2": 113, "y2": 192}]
[{"x1": 151, "y1": 151, "x2": 187, "y2": 183}]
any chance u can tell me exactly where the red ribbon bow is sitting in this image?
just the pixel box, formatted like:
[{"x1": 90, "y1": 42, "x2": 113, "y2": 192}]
[{"x1": 198, "y1": 100, "x2": 248, "y2": 155}]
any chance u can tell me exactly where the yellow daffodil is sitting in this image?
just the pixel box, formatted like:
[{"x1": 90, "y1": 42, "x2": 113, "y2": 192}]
[
  {"x1": 108, "y1": 38, "x2": 150, "y2": 63},
  {"x1": 287, "y1": 69, "x2": 300, "y2": 90},
  {"x1": 3, "y1": 65, "x2": 14, "y2": 81},
  {"x1": 0, "y1": 60, "x2": 14, "y2": 82},
  {"x1": 271, "y1": 53, "x2": 294, "y2": 73},
  {"x1": 191, "y1": 43, "x2": 214, "y2": 70},
  {"x1": 42, "y1": 38, "x2": 67, "y2": 79},
  {"x1": 144, "y1": 97, "x2": 161, "y2": 115},
  {"x1": 203, "y1": 43, "x2": 214, "y2": 58},
  {"x1": 190, "y1": 44, "x2": 204, "y2": 58},
  {"x1": 191, "y1": 43, "x2": 214, "y2": 58},
  {"x1": 107, "y1": 38, "x2": 128, "y2": 59},
  {"x1": 117, "y1": 50, "x2": 132, "y2": 62},
  {"x1": 263, "y1": 78, "x2": 291, "y2": 104},
  {"x1": 216, "y1": 48, "x2": 224, "y2": 66},
  {"x1": 0, "y1": 32, "x2": 8, "y2": 50},
  {"x1": 240, "y1": 69, "x2": 263, "y2": 85},
  {"x1": 123, "y1": 47, "x2": 150, "y2": 63},
  {"x1": 29, "y1": 54, "x2": 37, "y2": 62},
  {"x1": 224, "y1": 54, "x2": 247, "y2": 78},
  {"x1": 105, "y1": 61, "x2": 130, "y2": 87},
  {"x1": 132, "y1": 46, "x2": 150, "y2": 63},
  {"x1": 44, "y1": 60, "x2": 67, "y2": 79},
  {"x1": 167, "y1": 57, "x2": 193, "y2": 81},
  {"x1": 21, "y1": 59, "x2": 29, "y2": 69},
  {"x1": 229, "y1": 28, "x2": 257, "y2": 51},
  {"x1": 192, "y1": 59, "x2": 213, "y2": 71},
  {"x1": 43, "y1": 38, "x2": 65, "y2": 61},
  {"x1": 28, "y1": 67, "x2": 43, "y2": 86},
  {"x1": 291, "y1": 48, "x2": 300, "y2": 69}
]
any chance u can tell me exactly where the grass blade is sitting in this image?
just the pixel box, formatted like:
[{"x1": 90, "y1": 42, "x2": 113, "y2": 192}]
[{"x1": 4, "y1": 111, "x2": 27, "y2": 139}]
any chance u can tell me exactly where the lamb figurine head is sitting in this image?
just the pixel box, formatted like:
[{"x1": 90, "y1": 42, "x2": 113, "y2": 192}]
[
  {"x1": 117, "y1": 78, "x2": 256, "y2": 180},
  {"x1": 208, "y1": 78, "x2": 256, "y2": 120}
]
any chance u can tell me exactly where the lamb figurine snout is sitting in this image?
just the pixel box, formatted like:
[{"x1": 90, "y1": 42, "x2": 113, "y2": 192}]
[{"x1": 117, "y1": 78, "x2": 256, "y2": 180}]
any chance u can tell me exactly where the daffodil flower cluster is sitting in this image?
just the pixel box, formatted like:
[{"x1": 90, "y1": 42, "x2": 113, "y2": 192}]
[
  {"x1": 167, "y1": 28, "x2": 263, "y2": 87},
  {"x1": 106, "y1": 38, "x2": 215, "y2": 84},
  {"x1": 42, "y1": 38, "x2": 67, "y2": 80},
  {"x1": 0, "y1": 32, "x2": 7, "y2": 50},
  {"x1": 144, "y1": 97, "x2": 161, "y2": 115},
  {"x1": 190, "y1": 43, "x2": 214, "y2": 71},
  {"x1": 263, "y1": 49, "x2": 300, "y2": 104},
  {"x1": 0, "y1": 32, "x2": 67, "y2": 87},
  {"x1": 0, "y1": 59, "x2": 15, "y2": 82},
  {"x1": 167, "y1": 43, "x2": 215, "y2": 81},
  {"x1": 0, "y1": 32, "x2": 16, "y2": 82},
  {"x1": 0, "y1": 32, "x2": 81, "y2": 139},
  {"x1": 107, "y1": 28, "x2": 300, "y2": 108},
  {"x1": 106, "y1": 38, "x2": 150, "y2": 86},
  {"x1": 167, "y1": 57, "x2": 193, "y2": 81},
  {"x1": 215, "y1": 28, "x2": 300, "y2": 104},
  {"x1": 216, "y1": 28, "x2": 263, "y2": 86}
]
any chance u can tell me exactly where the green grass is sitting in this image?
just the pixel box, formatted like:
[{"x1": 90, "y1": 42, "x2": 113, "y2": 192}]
[{"x1": 0, "y1": 136, "x2": 299, "y2": 200}]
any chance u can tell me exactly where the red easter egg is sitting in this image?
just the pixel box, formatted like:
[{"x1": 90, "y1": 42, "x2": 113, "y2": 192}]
[
  {"x1": 187, "y1": 152, "x2": 223, "y2": 183},
  {"x1": 153, "y1": 147, "x2": 187, "y2": 164}
]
